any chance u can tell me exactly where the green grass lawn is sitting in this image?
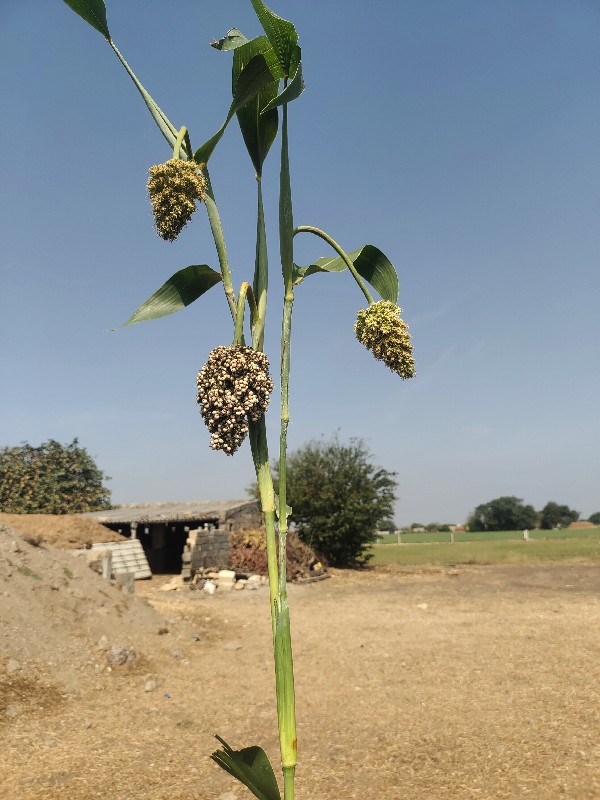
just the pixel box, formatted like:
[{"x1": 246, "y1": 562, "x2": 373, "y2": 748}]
[{"x1": 370, "y1": 532, "x2": 600, "y2": 567}]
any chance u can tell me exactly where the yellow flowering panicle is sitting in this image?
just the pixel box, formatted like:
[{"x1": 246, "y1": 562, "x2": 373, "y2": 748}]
[
  {"x1": 147, "y1": 158, "x2": 207, "y2": 241},
  {"x1": 354, "y1": 300, "x2": 416, "y2": 379},
  {"x1": 196, "y1": 345, "x2": 274, "y2": 455}
]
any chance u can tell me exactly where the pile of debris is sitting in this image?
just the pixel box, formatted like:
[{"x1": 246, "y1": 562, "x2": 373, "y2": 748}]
[
  {"x1": 228, "y1": 528, "x2": 324, "y2": 581},
  {"x1": 161, "y1": 568, "x2": 267, "y2": 593}
]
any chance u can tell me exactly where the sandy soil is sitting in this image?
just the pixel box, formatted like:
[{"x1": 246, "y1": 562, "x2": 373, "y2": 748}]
[
  {"x1": 1, "y1": 523, "x2": 600, "y2": 800},
  {"x1": 0, "y1": 513, "x2": 126, "y2": 549}
]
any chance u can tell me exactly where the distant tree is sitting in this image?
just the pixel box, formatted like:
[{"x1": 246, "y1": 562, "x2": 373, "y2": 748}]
[
  {"x1": 588, "y1": 512, "x2": 600, "y2": 526},
  {"x1": 0, "y1": 439, "x2": 111, "y2": 514},
  {"x1": 250, "y1": 436, "x2": 397, "y2": 567},
  {"x1": 540, "y1": 501, "x2": 579, "y2": 530},
  {"x1": 468, "y1": 496, "x2": 536, "y2": 532},
  {"x1": 410, "y1": 522, "x2": 425, "y2": 530},
  {"x1": 378, "y1": 519, "x2": 397, "y2": 532}
]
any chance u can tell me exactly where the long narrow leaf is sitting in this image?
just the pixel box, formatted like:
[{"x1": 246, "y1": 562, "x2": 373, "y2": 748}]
[
  {"x1": 249, "y1": 0, "x2": 298, "y2": 76},
  {"x1": 211, "y1": 737, "x2": 281, "y2": 800},
  {"x1": 62, "y1": 0, "x2": 110, "y2": 39},
  {"x1": 194, "y1": 53, "x2": 276, "y2": 164},
  {"x1": 293, "y1": 245, "x2": 399, "y2": 303},
  {"x1": 252, "y1": 182, "x2": 269, "y2": 348},
  {"x1": 109, "y1": 42, "x2": 188, "y2": 158},
  {"x1": 119, "y1": 266, "x2": 222, "y2": 327}
]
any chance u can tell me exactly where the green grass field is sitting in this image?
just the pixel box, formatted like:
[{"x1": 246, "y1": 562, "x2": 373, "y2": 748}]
[
  {"x1": 370, "y1": 529, "x2": 600, "y2": 567},
  {"x1": 378, "y1": 527, "x2": 600, "y2": 545}
]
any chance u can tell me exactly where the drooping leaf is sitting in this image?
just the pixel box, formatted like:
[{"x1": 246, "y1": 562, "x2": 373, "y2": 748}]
[
  {"x1": 249, "y1": 0, "x2": 298, "y2": 76},
  {"x1": 293, "y1": 245, "x2": 399, "y2": 303},
  {"x1": 211, "y1": 28, "x2": 250, "y2": 51},
  {"x1": 62, "y1": 0, "x2": 110, "y2": 39},
  {"x1": 194, "y1": 53, "x2": 276, "y2": 164},
  {"x1": 211, "y1": 737, "x2": 281, "y2": 800},
  {"x1": 120, "y1": 266, "x2": 222, "y2": 327},
  {"x1": 233, "y1": 37, "x2": 280, "y2": 174},
  {"x1": 262, "y1": 58, "x2": 304, "y2": 113}
]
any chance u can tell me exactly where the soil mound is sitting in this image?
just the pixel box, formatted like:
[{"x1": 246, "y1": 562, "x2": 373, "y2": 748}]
[
  {"x1": 0, "y1": 512, "x2": 126, "y2": 549},
  {"x1": 0, "y1": 523, "x2": 168, "y2": 704}
]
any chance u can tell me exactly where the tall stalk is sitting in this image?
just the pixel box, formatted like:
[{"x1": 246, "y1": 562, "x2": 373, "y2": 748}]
[
  {"x1": 57, "y1": 5, "x2": 411, "y2": 798},
  {"x1": 275, "y1": 100, "x2": 298, "y2": 798}
]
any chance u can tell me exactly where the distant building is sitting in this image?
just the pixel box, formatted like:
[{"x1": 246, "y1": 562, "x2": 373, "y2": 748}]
[{"x1": 83, "y1": 500, "x2": 261, "y2": 573}]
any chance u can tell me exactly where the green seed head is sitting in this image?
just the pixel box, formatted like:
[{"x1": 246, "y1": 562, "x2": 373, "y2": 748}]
[
  {"x1": 147, "y1": 158, "x2": 207, "y2": 242},
  {"x1": 196, "y1": 345, "x2": 274, "y2": 455},
  {"x1": 354, "y1": 300, "x2": 416, "y2": 379}
]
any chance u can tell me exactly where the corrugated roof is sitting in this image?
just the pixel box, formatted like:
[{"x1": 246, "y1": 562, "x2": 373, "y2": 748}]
[{"x1": 81, "y1": 500, "x2": 255, "y2": 525}]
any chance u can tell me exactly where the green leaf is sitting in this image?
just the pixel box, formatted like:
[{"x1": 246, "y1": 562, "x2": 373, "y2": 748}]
[
  {"x1": 249, "y1": 0, "x2": 298, "y2": 76},
  {"x1": 211, "y1": 737, "x2": 281, "y2": 800},
  {"x1": 293, "y1": 245, "x2": 399, "y2": 303},
  {"x1": 233, "y1": 37, "x2": 280, "y2": 174},
  {"x1": 62, "y1": 0, "x2": 110, "y2": 40},
  {"x1": 262, "y1": 58, "x2": 304, "y2": 113},
  {"x1": 108, "y1": 42, "x2": 189, "y2": 158},
  {"x1": 120, "y1": 266, "x2": 222, "y2": 327},
  {"x1": 211, "y1": 28, "x2": 250, "y2": 51},
  {"x1": 194, "y1": 53, "x2": 276, "y2": 164}
]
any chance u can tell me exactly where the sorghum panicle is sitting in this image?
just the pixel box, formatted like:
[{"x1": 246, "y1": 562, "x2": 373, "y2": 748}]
[
  {"x1": 147, "y1": 158, "x2": 207, "y2": 241},
  {"x1": 355, "y1": 300, "x2": 416, "y2": 379},
  {"x1": 196, "y1": 345, "x2": 274, "y2": 455}
]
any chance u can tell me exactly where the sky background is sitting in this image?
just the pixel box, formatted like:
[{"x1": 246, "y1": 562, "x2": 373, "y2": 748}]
[{"x1": 1, "y1": 0, "x2": 598, "y2": 526}]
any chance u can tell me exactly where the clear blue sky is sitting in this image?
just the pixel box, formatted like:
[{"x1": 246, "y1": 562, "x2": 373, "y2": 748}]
[{"x1": 1, "y1": 1, "x2": 599, "y2": 525}]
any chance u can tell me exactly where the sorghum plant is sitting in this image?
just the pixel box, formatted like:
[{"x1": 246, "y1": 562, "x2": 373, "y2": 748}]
[{"x1": 59, "y1": 2, "x2": 414, "y2": 798}]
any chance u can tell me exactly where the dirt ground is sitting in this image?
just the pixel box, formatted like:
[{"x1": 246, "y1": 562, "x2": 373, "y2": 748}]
[{"x1": 1, "y1": 522, "x2": 600, "y2": 800}]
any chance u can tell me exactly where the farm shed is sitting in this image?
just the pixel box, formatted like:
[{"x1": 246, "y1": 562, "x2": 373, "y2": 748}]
[{"x1": 82, "y1": 500, "x2": 261, "y2": 574}]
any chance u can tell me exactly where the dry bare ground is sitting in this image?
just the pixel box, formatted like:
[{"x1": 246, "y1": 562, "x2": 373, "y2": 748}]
[{"x1": 1, "y1": 521, "x2": 600, "y2": 799}]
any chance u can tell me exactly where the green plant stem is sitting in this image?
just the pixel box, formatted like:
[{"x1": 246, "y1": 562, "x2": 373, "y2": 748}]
[
  {"x1": 277, "y1": 101, "x2": 297, "y2": 799},
  {"x1": 293, "y1": 225, "x2": 375, "y2": 305},
  {"x1": 248, "y1": 419, "x2": 279, "y2": 635},
  {"x1": 202, "y1": 168, "x2": 237, "y2": 322},
  {"x1": 232, "y1": 283, "x2": 258, "y2": 346},
  {"x1": 278, "y1": 294, "x2": 293, "y2": 596},
  {"x1": 252, "y1": 177, "x2": 268, "y2": 350},
  {"x1": 233, "y1": 283, "x2": 249, "y2": 346},
  {"x1": 283, "y1": 767, "x2": 295, "y2": 800},
  {"x1": 173, "y1": 126, "x2": 187, "y2": 159}
]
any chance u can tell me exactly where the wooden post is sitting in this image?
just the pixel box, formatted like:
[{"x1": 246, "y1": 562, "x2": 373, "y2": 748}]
[{"x1": 102, "y1": 550, "x2": 112, "y2": 580}]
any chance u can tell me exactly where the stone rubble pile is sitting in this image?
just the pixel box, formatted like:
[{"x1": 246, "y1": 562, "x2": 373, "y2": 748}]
[
  {"x1": 195, "y1": 568, "x2": 267, "y2": 594},
  {"x1": 159, "y1": 568, "x2": 267, "y2": 594}
]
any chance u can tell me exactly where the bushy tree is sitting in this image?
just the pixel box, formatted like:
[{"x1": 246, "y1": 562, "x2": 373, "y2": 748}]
[
  {"x1": 540, "y1": 501, "x2": 579, "y2": 529},
  {"x1": 588, "y1": 512, "x2": 600, "y2": 526},
  {"x1": 0, "y1": 439, "x2": 111, "y2": 514},
  {"x1": 255, "y1": 436, "x2": 397, "y2": 567},
  {"x1": 468, "y1": 496, "x2": 536, "y2": 532}
]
